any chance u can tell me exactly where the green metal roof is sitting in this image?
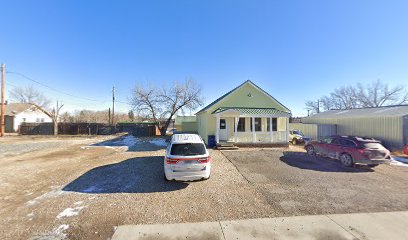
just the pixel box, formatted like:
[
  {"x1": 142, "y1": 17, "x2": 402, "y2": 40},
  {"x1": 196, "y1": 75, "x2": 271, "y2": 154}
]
[
  {"x1": 196, "y1": 80, "x2": 291, "y2": 114},
  {"x1": 211, "y1": 107, "x2": 289, "y2": 115}
]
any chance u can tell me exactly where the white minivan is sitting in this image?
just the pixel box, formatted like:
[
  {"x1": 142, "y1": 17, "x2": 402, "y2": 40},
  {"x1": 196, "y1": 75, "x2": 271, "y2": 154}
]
[{"x1": 164, "y1": 134, "x2": 211, "y2": 181}]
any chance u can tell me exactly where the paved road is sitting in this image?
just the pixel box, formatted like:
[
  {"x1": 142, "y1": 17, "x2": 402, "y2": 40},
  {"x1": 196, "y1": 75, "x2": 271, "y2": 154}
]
[{"x1": 112, "y1": 211, "x2": 408, "y2": 240}]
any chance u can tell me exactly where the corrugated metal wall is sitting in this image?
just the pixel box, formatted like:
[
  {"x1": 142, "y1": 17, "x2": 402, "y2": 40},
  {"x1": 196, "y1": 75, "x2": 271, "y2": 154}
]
[
  {"x1": 289, "y1": 123, "x2": 337, "y2": 140},
  {"x1": 303, "y1": 116, "x2": 405, "y2": 148},
  {"x1": 404, "y1": 116, "x2": 408, "y2": 145},
  {"x1": 290, "y1": 123, "x2": 318, "y2": 140}
]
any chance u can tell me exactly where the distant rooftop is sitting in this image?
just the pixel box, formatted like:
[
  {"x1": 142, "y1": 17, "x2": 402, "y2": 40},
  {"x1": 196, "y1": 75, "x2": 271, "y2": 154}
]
[
  {"x1": 4, "y1": 103, "x2": 37, "y2": 116},
  {"x1": 308, "y1": 105, "x2": 408, "y2": 118}
]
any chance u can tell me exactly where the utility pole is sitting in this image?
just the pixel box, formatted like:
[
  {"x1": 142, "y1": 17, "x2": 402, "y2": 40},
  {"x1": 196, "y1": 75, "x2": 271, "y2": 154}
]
[
  {"x1": 108, "y1": 107, "x2": 111, "y2": 125},
  {"x1": 307, "y1": 109, "x2": 310, "y2": 117},
  {"x1": 112, "y1": 86, "x2": 115, "y2": 125},
  {"x1": 317, "y1": 100, "x2": 320, "y2": 113},
  {"x1": 0, "y1": 64, "x2": 5, "y2": 137},
  {"x1": 52, "y1": 100, "x2": 64, "y2": 135}
]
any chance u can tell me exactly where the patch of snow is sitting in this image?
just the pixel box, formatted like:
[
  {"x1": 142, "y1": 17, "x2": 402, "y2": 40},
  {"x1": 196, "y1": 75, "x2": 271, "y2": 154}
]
[
  {"x1": 149, "y1": 138, "x2": 167, "y2": 147},
  {"x1": 27, "y1": 212, "x2": 35, "y2": 221},
  {"x1": 120, "y1": 135, "x2": 139, "y2": 146},
  {"x1": 82, "y1": 185, "x2": 103, "y2": 193},
  {"x1": 56, "y1": 206, "x2": 84, "y2": 219},
  {"x1": 392, "y1": 156, "x2": 408, "y2": 163},
  {"x1": 26, "y1": 186, "x2": 65, "y2": 206},
  {"x1": 74, "y1": 201, "x2": 83, "y2": 205},
  {"x1": 30, "y1": 225, "x2": 69, "y2": 240},
  {"x1": 391, "y1": 160, "x2": 408, "y2": 167},
  {"x1": 53, "y1": 224, "x2": 69, "y2": 238}
]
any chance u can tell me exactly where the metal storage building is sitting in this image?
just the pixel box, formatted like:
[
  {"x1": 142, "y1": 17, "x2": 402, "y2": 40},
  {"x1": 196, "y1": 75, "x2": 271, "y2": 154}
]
[
  {"x1": 303, "y1": 105, "x2": 408, "y2": 149},
  {"x1": 289, "y1": 123, "x2": 337, "y2": 141}
]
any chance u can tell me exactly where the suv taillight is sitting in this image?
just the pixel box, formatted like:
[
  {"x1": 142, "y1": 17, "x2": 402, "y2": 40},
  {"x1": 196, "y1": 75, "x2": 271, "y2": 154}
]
[
  {"x1": 198, "y1": 156, "x2": 211, "y2": 164},
  {"x1": 358, "y1": 149, "x2": 371, "y2": 156},
  {"x1": 166, "y1": 158, "x2": 178, "y2": 164}
]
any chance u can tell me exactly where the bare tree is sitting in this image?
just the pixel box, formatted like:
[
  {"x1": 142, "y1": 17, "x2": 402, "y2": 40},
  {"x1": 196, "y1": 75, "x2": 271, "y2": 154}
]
[
  {"x1": 9, "y1": 85, "x2": 51, "y2": 109},
  {"x1": 60, "y1": 112, "x2": 74, "y2": 123},
  {"x1": 51, "y1": 101, "x2": 64, "y2": 135},
  {"x1": 128, "y1": 110, "x2": 135, "y2": 122},
  {"x1": 305, "y1": 100, "x2": 319, "y2": 114},
  {"x1": 305, "y1": 80, "x2": 408, "y2": 112},
  {"x1": 131, "y1": 78, "x2": 203, "y2": 136},
  {"x1": 357, "y1": 80, "x2": 408, "y2": 107}
]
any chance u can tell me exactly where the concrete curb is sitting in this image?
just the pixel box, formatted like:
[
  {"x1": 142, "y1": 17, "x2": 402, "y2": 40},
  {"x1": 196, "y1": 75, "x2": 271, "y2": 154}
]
[{"x1": 111, "y1": 211, "x2": 408, "y2": 240}]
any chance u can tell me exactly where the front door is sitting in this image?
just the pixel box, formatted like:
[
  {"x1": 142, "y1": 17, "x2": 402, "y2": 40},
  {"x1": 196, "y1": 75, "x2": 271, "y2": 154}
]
[{"x1": 219, "y1": 118, "x2": 228, "y2": 141}]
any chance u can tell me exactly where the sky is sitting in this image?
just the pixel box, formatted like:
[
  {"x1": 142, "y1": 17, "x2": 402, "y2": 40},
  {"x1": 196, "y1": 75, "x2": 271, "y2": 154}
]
[{"x1": 1, "y1": 0, "x2": 407, "y2": 116}]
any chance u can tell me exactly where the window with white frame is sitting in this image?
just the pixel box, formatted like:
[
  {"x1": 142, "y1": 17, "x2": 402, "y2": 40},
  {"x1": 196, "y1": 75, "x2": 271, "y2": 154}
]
[
  {"x1": 236, "y1": 118, "x2": 245, "y2": 132},
  {"x1": 250, "y1": 118, "x2": 262, "y2": 132},
  {"x1": 267, "y1": 117, "x2": 278, "y2": 131}
]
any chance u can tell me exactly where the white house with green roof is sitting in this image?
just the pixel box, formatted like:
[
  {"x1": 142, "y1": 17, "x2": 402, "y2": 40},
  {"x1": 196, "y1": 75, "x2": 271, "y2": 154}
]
[{"x1": 196, "y1": 80, "x2": 291, "y2": 145}]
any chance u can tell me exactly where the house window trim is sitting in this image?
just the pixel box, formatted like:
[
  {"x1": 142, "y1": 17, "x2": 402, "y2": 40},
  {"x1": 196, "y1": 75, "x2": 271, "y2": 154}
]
[
  {"x1": 219, "y1": 119, "x2": 226, "y2": 130},
  {"x1": 250, "y1": 117, "x2": 262, "y2": 132},
  {"x1": 236, "y1": 117, "x2": 245, "y2": 132},
  {"x1": 267, "y1": 117, "x2": 278, "y2": 132}
]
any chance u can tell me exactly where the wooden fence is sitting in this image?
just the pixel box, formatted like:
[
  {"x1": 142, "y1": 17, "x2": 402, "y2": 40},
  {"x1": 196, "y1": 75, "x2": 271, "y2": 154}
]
[{"x1": 19, "y1": 122, "x2": 159, "y2": 136}]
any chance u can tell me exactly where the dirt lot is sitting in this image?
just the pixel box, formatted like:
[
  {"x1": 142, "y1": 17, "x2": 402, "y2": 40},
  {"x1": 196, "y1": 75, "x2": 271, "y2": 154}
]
[
  {"x1": 0, "y1": 135, "x2": 272, "y2": 240},
  {"x1": 222, "y1": 149, "x2": 408, "y2": 216},
  {"x1": 1, "y1": 136, "x2": 408, "y2": 240}
]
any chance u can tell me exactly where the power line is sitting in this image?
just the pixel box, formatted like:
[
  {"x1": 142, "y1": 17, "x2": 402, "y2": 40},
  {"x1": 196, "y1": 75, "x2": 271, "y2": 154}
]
[{"x1": 7, "y1": 71, "x2": 110, "y2": 103}]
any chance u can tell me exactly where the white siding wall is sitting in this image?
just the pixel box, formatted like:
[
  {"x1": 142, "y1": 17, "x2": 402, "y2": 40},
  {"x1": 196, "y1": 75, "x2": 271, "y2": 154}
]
[{"x1": 14, "y1": 110, "x2": 52, "y2": 131}]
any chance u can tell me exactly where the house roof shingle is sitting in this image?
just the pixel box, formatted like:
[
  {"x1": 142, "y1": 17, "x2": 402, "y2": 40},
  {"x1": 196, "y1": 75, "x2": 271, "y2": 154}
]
[{"x1": 3, "y1": 103, "x2": 51, "y2": 117}]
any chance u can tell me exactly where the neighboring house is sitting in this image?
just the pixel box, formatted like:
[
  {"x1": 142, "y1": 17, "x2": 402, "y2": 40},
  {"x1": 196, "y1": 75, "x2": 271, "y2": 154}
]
[
  {"x1": 4, "y1": 103, "x2": 52, "y2": 133},
  {"x1": 303, "y1": 105, "x2": 408, "y2": 149},
  {"x1": 174, "y1": 116, "x2": 197, "y2": 133},
  {"x1": 196, "y1": 80, "x2": 291, "y2": 145}
]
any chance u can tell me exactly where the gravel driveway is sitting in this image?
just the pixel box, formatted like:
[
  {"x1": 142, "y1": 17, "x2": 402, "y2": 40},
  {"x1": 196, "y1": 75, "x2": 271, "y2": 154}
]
[
  {"x1": 0, "y1": 136, "x2": 273, "y2": 240},
  {"x1": 222, "y1": 149, "x2": 408, "y2": 216},
  {"x1": 2, "y1": 136, "x2": 408, "y2": 240}
]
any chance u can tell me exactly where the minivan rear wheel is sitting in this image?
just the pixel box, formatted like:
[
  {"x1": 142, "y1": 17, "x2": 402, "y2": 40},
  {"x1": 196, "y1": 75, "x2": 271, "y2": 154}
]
[{"x1": 340, "y1": 153, "x2": 353, "y2": 167}]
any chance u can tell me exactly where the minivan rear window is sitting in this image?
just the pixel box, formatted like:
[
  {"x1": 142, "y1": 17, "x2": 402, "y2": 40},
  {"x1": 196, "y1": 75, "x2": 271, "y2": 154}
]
[{"x1": 170, "y1": 143, "x2": 206, "y2": 156}]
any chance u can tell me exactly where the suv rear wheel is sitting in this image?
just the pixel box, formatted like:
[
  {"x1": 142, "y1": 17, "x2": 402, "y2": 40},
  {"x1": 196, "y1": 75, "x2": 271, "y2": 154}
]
[
  {"x1": 340, "y1": 153, "x2": 353, "y2": 167},
  {"x1": 164, "y1": 174, "x2": 171, "y2": 181}
]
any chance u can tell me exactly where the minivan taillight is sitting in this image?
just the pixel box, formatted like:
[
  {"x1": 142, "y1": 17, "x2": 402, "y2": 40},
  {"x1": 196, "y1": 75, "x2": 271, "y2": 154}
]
[
  {"x1": 198, "y1": 156, "x2": 211, "y2": 164},
  {"x1": 166, "y1": 158, "x2": 178, "y2": 164}
]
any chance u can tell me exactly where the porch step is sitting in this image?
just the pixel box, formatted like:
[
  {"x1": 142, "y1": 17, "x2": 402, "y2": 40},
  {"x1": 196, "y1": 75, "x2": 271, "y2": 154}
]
[
  {"x1": 216, "y1": 146, "x2": 240, "y2": 150},
  {"x1": 216, "y1": 142, "x2": 239, "y2": 150},
  {"x1": 216, "y1": 142, "x2": 235, "y2": 147}
]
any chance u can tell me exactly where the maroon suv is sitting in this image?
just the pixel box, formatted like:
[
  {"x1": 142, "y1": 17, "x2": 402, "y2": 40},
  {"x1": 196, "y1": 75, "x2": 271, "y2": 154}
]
[{"x1": 304, "y1": 136, "x2": 392, "y2": 167}]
